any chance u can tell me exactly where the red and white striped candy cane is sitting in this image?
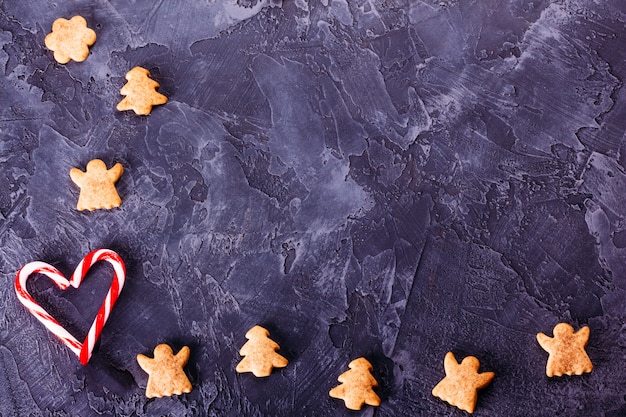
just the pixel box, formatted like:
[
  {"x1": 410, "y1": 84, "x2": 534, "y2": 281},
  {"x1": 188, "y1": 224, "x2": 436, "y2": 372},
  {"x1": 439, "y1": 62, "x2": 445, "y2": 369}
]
[{"x1": 14, "y1": 249, "x2": 126, "y2": 365}]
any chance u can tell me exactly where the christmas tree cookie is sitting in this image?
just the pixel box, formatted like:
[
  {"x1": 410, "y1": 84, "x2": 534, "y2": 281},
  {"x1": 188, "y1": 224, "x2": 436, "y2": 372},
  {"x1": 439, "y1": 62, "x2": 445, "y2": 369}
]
[
  {"x1": 117, "y1": 66, "x2": 168, "y2": 115},
  {"x1": 329, "y1": 357, "x2": 381, "y2": 410},
  {"x1": 236, "y1": 325, "x2": 288, "y2": 377}
]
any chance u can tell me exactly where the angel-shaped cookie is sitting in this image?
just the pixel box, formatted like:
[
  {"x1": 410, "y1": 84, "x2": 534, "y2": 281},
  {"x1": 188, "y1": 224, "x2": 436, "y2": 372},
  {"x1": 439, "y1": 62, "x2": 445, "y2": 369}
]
[
  {"x1": 137, "y1": 344, "x2": 192, "y2": 398},
  {"x1": 69, "y1": 159, "x2": 123, "y2": 211},
  {"x1": 537, "y1": 323, "x2": 593, "y2": 377},
  {"x1": 44, "y1": 16, "x2": 96, "y2": 63},
  {"x1": 432, "y1": 352, "x2": 494, "y2": 414}
]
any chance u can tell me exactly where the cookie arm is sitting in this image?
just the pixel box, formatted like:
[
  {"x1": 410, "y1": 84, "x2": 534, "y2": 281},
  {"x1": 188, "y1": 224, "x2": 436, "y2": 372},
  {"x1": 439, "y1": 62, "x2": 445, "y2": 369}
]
[
  {"x1": 69, "y1": 168, "x2": 85, "y2": 187},
  {"x1": 443, "y1": 352, "x2": 458, "y2": 375},
  {"x1": 536, "y1": 332, "x2": 553, "y2": 351},
  {"x1": 575, "y1": 326, "x2": 590, "y2": 344},
  {"x1": 136, "y1": 354, "x2": 155, "y2": 373},
  {"x1": 175, "y1": 346, "x2": 190, "y2": 367},
  {"x1": 475, "y1": 371, "x2": 495, "y2": 389},
  {"x1": 107, "y1": 163, "x2": 124, "y2": 182}
]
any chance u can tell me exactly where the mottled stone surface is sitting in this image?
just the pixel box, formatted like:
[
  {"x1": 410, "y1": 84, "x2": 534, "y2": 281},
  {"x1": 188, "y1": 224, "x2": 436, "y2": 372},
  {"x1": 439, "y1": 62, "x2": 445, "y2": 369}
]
[{"x1": 1, "y1": 0, "x2": 625, "y2": 415}]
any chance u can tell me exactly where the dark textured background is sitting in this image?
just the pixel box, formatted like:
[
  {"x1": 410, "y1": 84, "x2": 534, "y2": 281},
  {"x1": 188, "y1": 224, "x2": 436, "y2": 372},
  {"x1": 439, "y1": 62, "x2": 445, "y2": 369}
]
[{"x1": 1, "y1": 0, "x2": 625, "y2": 416}]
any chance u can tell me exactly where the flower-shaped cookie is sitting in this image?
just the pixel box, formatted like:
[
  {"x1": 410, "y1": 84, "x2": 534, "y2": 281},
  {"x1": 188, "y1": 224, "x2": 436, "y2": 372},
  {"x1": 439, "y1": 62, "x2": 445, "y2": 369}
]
[{"x1": 44, "y1": 16, "x2": 96, "y2": 64}]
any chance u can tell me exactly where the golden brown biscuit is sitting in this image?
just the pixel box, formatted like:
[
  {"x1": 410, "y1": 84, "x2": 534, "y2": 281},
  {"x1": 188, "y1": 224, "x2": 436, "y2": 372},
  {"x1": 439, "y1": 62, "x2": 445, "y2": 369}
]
[
  {"x1": 236, "y1": 325, "x2": 288, "y2": 377},
  {"x1": 69, "y1": 159, "x2": 123, "y2": 211},
  {"x1": 137, "y1": 344, "x2": 192, "y2": 398},
  {"x1": 537, "y1": 323, "x2": 593, "y2": 377},
  {"x1": 432, "y1": 352, "x2": 494, "y2": 414},
  {"x1": 329, "y1": 357, "x2": 381, "y2": 410},
  {"x1": 116, "y1": 67, "x2": 168, "y2": 115},
  {"x1": 44, "y1": 16, "x2": 96, "y2": 64}
]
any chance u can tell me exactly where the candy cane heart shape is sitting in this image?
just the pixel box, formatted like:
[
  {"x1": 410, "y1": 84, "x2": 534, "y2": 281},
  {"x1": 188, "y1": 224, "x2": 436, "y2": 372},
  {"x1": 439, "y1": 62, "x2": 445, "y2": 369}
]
[{"x1": 14, "y1": 249, "x2": 126, "y2": 365}]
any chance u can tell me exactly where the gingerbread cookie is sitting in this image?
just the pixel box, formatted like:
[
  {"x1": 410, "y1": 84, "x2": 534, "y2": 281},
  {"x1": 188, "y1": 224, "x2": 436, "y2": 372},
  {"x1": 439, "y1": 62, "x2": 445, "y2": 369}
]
[
  {"x1": 537, "y1": 323, "x2": 593, "y2": 377},
  {"x1": 44, "y1": 16, "x2": 96, "y2": 64},
  {"x1": 432, "y1": 352, "x2": 494, "y2": 414},
  {"x1": 69, "y1": 159, "x2": 123, "y2": 211},
  {"x1": 236, "y1": 325, "x2": 288, "y2": 377},
  {"x1": 137, "y1": 344, "x2": 192, "y2": 398},
  {"x1": 117, "y1": 67, "x2": 168, "y2": 115},
  {"x1": 329, "y1": 357, "x2": 381, "y2": 410}
]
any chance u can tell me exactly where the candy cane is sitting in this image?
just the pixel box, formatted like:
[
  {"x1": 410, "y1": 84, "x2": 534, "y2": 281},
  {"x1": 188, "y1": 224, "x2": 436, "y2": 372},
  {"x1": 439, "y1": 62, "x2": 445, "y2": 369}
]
[{"x1": 14, "y1": 249, "x2": 126, "y2": 365}]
